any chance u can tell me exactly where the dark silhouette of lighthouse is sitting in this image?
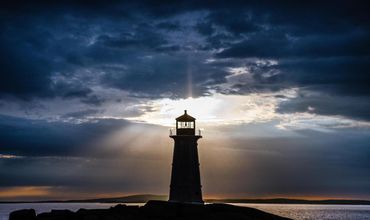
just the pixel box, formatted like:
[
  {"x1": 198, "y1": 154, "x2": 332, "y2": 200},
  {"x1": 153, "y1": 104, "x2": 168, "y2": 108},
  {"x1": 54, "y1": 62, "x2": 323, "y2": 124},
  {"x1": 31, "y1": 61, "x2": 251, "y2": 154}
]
[{"x1": 169, "y1": 110, "x2": 203, "y2": 204}]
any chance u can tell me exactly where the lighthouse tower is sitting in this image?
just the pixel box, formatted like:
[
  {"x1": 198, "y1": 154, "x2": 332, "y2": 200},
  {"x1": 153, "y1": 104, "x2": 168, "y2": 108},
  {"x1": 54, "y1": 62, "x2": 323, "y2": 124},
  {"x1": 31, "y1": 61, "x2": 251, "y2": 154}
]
[{"x1": 169, "y1": 110, "x2": 203, "y2": 204}]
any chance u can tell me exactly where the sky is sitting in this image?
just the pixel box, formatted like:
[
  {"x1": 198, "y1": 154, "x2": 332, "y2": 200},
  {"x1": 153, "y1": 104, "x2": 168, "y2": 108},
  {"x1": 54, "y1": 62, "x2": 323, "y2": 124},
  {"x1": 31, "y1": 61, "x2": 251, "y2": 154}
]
[{"x1": 0, "y1": 0, "x2": 370, "y2": 201}]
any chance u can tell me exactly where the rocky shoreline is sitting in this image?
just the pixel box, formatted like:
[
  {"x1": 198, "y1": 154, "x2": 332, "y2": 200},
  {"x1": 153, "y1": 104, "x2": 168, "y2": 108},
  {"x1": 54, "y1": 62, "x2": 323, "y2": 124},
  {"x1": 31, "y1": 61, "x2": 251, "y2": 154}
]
[{"x1": 9, "y1": 200, "x2": 291, "y2": 220}]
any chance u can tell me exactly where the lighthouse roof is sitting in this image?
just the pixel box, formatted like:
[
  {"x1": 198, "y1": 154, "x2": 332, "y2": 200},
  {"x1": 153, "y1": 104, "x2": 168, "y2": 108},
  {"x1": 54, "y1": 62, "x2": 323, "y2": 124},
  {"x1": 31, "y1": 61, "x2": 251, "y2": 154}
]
[{"x1": 176, "y1": 110, "x2": 195, "y2": 121}]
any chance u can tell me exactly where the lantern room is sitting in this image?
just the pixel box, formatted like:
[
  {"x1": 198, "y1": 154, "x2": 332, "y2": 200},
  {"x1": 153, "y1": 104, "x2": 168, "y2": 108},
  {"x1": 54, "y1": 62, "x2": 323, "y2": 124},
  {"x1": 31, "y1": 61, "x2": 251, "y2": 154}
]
[{"x1": 176, "y1": 110, "x2": 195, "y2": 135}]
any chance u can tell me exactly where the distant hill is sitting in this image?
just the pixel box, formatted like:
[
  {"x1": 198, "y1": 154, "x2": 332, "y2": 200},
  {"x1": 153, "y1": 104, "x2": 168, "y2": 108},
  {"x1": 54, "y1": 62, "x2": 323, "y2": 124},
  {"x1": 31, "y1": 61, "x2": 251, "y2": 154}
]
[
  {"x1": 206, "y1": 198, "x2": 370, "y2": 205},
  {"x1": 2, "y1": 194, "x2": 370, "y2": 205},
  {"x1": 0, "y1": 194, "x2": 167, "y2": 204},
  {"x1": 81, "y1": 194, "x2": 168, "y2": 203}
]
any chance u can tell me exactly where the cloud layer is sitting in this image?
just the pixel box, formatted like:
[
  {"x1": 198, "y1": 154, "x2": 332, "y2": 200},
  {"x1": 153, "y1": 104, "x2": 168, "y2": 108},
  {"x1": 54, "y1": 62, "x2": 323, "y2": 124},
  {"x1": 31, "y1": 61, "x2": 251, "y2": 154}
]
[{"x1": 1, "y1": 0, "x2": 370, "y2": 200}]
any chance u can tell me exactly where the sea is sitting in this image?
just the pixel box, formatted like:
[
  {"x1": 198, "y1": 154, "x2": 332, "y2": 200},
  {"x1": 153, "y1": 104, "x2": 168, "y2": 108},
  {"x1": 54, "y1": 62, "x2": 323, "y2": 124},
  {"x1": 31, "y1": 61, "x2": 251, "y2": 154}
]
[{"x1": 1, "y1": 202, "x2": 370, "y2": 220}]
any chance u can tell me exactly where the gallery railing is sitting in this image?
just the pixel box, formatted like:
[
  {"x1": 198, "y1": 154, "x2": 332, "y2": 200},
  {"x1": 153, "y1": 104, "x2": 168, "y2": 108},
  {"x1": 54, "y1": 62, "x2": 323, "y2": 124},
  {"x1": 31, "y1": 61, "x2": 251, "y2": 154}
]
[{"x1": 169, "y1": 128, "x2": 202, "y2": 136}]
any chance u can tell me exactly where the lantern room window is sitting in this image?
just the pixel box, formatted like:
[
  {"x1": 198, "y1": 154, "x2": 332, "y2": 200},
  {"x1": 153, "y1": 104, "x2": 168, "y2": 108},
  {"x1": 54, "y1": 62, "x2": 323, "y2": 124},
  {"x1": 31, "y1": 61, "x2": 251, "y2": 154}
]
[{"x1": 177, "y1": 121, "x2": 194, "y2": 129}]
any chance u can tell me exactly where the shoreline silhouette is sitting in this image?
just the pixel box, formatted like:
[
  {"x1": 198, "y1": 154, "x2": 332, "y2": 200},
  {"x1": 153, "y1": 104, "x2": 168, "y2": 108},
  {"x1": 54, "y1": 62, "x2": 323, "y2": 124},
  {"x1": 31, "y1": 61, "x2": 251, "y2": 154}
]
[{"x1": 9, "y1": 200, "x2": 291, "y2": 220}]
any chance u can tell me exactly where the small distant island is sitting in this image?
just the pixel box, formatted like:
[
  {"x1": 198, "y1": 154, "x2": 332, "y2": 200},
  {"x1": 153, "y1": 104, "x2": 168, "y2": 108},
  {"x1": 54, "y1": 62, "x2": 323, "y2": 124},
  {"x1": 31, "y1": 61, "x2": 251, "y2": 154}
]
[{"x1": 2, "y1": 194, "x2": 370, "y2": 205}]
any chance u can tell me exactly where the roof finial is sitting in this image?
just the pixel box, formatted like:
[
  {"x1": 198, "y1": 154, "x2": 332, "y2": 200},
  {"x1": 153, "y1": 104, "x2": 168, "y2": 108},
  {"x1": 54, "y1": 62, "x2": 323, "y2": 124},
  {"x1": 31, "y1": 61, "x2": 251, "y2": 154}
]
[{"x1": 184, "y1": 110, "x2": 187, "y2": 114}]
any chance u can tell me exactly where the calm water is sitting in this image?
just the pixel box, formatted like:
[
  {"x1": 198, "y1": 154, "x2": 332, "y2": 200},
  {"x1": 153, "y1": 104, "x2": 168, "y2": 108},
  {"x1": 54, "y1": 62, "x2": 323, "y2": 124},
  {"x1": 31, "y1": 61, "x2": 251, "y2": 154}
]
[
  {"x1": 1, "y1": 202, "x2": 370, "y2": 220},
  {"x1": 233, "y1": 203, "x2": 370, "y2": 220}
]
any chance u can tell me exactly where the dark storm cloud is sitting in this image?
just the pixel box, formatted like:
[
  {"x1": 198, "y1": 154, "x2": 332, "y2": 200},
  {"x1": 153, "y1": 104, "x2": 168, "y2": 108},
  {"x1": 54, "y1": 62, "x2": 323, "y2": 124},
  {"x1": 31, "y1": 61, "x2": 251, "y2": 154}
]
[
  {"x1": 0, "y1": 1, "x2": 235, "y2": 100},
  {"x1": 100, "y1": 53, "x2": 228, "y2": 98},
  {"x1": 279, "y1": 57, "x2": 370, "y2": 95},
  {"x1": 198, "y1": 10, "x2": 260, "y2": 36},
  {"x1": 229, "y1": 57, "x2": 370, "y2": 96},
  {"x1": 95, "y1": 24, "x2": 167, "y2": 50},
  {"x1": 62, "y1": 109, "x2": 102, "y2": 119},
  {"x1": 200, "y1": 1, "x2": 370, "y2": 121},
  {"x1": 231, "y1": 55, "x2": 370, "y2": 120},
  {"x1": 156, "y1": 21, "x2": 181, "y2": 31},
  {"x1": 0, "y1": 30, "x2": 52, "y2": 99},
  {"x1": 216, "y1": 30, "x2": 370, "y2": 58},
  {"x1": 277, "y1": 93, "x2": 370, "y2": 121},
  {"x1": 1, "y1": 0, "x2": 369, "y2": 102},
  {"x1": 0, "y1": 17, "x2": 97, "y2": 101},
  {"x1": 196, "y1": 0, "x2": 370, "y2": 114},
  {"x1": 0, "y1": 114, "x2": 129, "y2": 157}
]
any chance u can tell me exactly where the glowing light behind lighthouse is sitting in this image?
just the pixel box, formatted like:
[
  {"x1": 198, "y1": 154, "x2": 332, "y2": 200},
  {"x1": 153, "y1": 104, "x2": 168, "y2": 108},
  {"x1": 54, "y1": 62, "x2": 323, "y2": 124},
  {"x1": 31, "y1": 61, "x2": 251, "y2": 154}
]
[{"x1": 128, "y1": 89, "x2": 294, "y2": 126}]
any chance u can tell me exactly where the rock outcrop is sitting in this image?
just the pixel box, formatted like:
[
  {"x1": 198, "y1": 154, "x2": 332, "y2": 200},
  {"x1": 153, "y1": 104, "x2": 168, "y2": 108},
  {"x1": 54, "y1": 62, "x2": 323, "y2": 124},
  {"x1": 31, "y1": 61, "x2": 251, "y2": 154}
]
[
  {"x1": 9, "y1": 200, "x2": 291, "y2": 220},
  {"x1": 9, "y1": 209, "x2": 36, "y2": 220}
]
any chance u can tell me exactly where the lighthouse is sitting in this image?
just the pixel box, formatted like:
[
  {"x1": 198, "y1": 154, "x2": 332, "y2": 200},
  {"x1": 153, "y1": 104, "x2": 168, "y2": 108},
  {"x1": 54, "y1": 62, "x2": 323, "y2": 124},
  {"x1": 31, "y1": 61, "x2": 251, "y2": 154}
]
[{"x1": 169, "y1": 110, "x2": 203, "y2": 204}]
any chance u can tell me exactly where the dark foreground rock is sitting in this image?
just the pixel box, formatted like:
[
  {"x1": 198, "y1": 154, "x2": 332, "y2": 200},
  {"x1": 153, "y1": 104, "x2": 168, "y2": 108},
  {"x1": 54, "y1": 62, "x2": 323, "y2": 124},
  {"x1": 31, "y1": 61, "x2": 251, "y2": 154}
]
[
  {"x1": 9, "y1": 200, "x2": 291, "y2": 220},
  {"x1": 9, "y1": 209, "x2": 36, "y2": 220}
]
